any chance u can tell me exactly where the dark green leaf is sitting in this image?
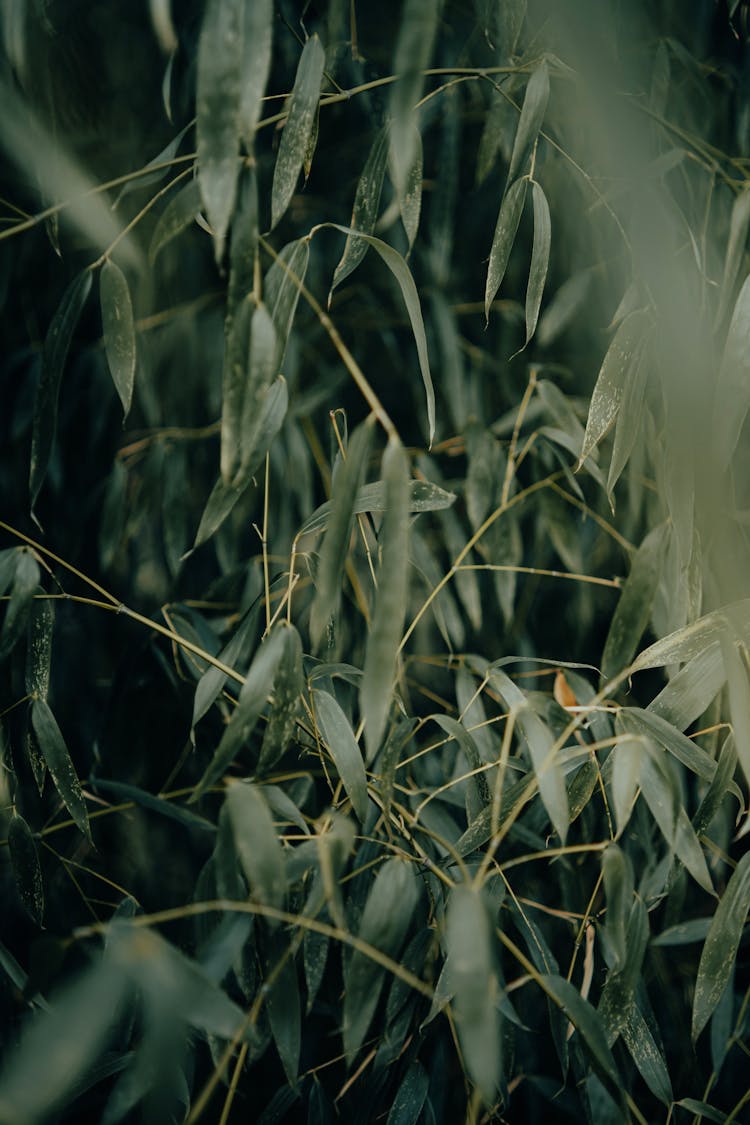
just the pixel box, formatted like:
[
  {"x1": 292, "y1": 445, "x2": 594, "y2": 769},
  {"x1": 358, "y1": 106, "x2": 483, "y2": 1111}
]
[
  {"x1": 507, "y1": 61, "x2": 549, "y2": 186},
  {"x1": 148, "y1": 177, "x2": 202, "y2": 265},
  {"x1": 692, "y1": 852, "x2": 750, "y2": 1041},
  {"x1": 264, "y1": 237, "x2": 311, "y2": 369},
  {"x1": 31, "y1": 699, "x2": 91, "y2": 843},
  {"x1": 675, "y1": 1099, "x2": 727, "y2": 1124},
  {"x1": 524, "y1": 180, "x2": 551, "y2": 347},
  {"x1": 192, "y1": 606, "x2": 259, "y2": 729},
  {"x1": 330, "y1": 127, "x2": 389, "y2": 299},
  {"x1": 1, "y1": 549, "x2": 39, "y2": 660},
  {"x1": 271, "y1": 35, "x2": 325, "y2": 230},
  {"x1": 387, "y1": 1060, "x2": 429, "y2": 1125},
  {"x1": 300, "y1": 478, "x2": 455, "y2": 536},
  {"x1": 313, "y1": 689, "x2": 369, "y2": 823},
  {"x1": 257, "y1": 624, "x2": 304, "y2": 774},
  {"x1": 542, "y1": 974, "x2": 620, "y2": 1087},
  {"x1": 388, "y1": 0, "x2": 440, "y2": 201},
  {"x1": 226, "y1": 781, "x2": 287, "y2": 916},
  {"x1": 25, "y1": 594, "x2": 54, "y2": 702},
  {"x1": 264, "y1": 932, "x2": 301, "y2": 1084},
  {"x1": 693, "y1": 735, "x2": 738, "y2": 836},
  {"x1": 395, "y1": 123, "x2": 422, "y2": 251},
  {"x1": 92, "y1": 778, "x2": 216, "y2": 834},
  {"x1": 30, "y1": 270, "x2": 92, "y2": 512},
  {"x1": 485, "y1": 176, "x2": 527, "y2": 321},
  {"x1": 601, "y1": 526, "x2": 666, "y2": 680},
  {"x1": 621, "y1": 1003, "x2": 673, "y2": 1105},
  {"x1": 8, "y1": 814, "x2": 44, "y2": 926},
  {"x1": 237, "y1": 303, "x2": 278, "y2": 479},
  {"x1": 100, "y1": 259, "x2": 136, "y2": 418}
]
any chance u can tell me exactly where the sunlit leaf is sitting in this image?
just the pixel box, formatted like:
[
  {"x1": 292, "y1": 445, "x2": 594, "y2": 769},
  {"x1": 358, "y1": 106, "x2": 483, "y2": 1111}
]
[
  {"x1": 240, "y1": 0, "x2": 273, "y2": 149},
  {"x1": 31, "y1": 699, "x2": 91, "y2": 843},
  {"x1": 148, "y1": 178, "x2": 202, "y2": 265},
  {"x1": 361, "y1": 439, "x2": 410, "y2": 761},
  {"x1": 485, "y1": 176, "x2": 527, "y2": 321},
  {"x1": 507, "y1": 60, "x2": 549, "y2": 186},
  {"x1": 271, "y1": 35, "x2": 325, "y2": 230},
  {"x1": 692, "y1": 852, "x2": 750, "y2": 1042},
  {"x1": 313, "y1": 689, "x2": 369, "y2": 823},
  {"x1": 100, "y1": 259, "x2": 136, "y2": 418},
  {"x1": 226, "y1": 780, "x2": 286, "y2": 917},
  {"x1": 30, "y1": 270, "x2": 92, "y2": 513},
  {"x1": 197, "y1": 0, "x2": 243, "y2": 261},
  {"x1": 8, "y1": 814, "x2": 44, "y2": 926},
  {"x1": 601, "y1": 525, "x2": 666, "y2": 680},
  {"x1": 330, "y1": 126, "x2": 389, "y2": 300}
]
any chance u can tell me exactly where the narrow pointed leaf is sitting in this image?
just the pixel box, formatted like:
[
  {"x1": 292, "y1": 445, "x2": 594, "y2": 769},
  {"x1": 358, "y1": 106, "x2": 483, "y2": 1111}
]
[
  {"x1": 100, "y1": 259, "x2": 136, "y2": 418},
  {"x1": 361, "y1": 439, "x2": 410, "y2": 761},
  {"x1": 240, "y1": 0, "x2": 272, "y2": 149},
  {"x1": 485, "y1": 176, "x2": 527, "y2": 321},
  {"x1": 30, "y1": 270, "x2": 92, "y2": 512},
  {"x1": 628, "y1": 707, "x2": 717, "y2": 782},
  {"x1": 542, "y1": 974, "x2": 620, "y2": 1086},
  {"x1": 310, "y1": 416, "x2": 376, "y2": 649},
  {"x1": 721, "y1": 629, "x2": 750, "y2": 787},
  {"x1": 31, "y1": 699, "x2": 91, "y2": 843},
  {"x1": 192, "y1": 606, "x2": 259, "y2": 728},
  {"x1": 632, "y1": 599, "x2": 750, "y2": 672},
  {"x1": 8, "y1": 815, "x2": 44, "y2": 926},
  {"x1": 25, "y1": 596, "x2": 54, "y2": 702},
  {"x1": 92, "y1": 778, "x2": 216, "y2": 834},
  {"x1": 226, "y1": 781, "x2": 286, "y2": 916},
  {"x1": 507, "y1": 61, "x2": 549, "y2": 186},
  {"x1": 601, "y1": 525, "x2": 666, "y2": 680},
  {"x1": 387, "y1": 1060, "x2": 429, "y2": 1125},
  {"x1": 395, "y1": 124, "x2": 422, "y2": 251},
  {"x1": 237, "y1": 303, "x2": 278, "y2": 478},
  {"x1": 621, "y1": 1003, "x2": 673, "y2": 1105},
  {"x1": 197, "y1": 0, "x2": 243, "y2": 261},
  {"x1": 313, "y1": 689, "x2": 369, "y2": 823},
  {"x1": 264, "y1": 237, "x2": 311, "y2": 369},
  {"x1": 389, "y1": 0, "x2": 440, "y2": 202},
  {"x1": 222, "y1": 169, "x2": 259, "y2": 481},
  {"x1": 714, "y1": 272, "x2": 750, "y2": 469},
  {"x1": 148, "y1": 178, "x2": 202, "y2": 265},
  {"x1": 607, "y1": 338, "x2": 650, "y2": 498},
  {"x1": 300, "y1": 477, "x2": 454, "y2": 536},
  {"x1": 693, "y1": 735, "x2": 738, "y2": 836},
  {"x1": 1, "y1": 549, "x2": 39, "y2": 659},
  {"x1": 692, "y1": 852, "x2": 750, "y2": 1042},
  {"x1": 265, "y1": 934, "x2": 301, "y2": 1083},
  {"x1": 257, "y1": 624, "x2": 304, "y2": 774},
  {"x1": 716, "y1": 189, "x2": 750, "y2": 327},
  {"x1": 578, "y1": 309, "x2": 649, "y2": 467},
  {"x1": 524, "y1": 180, "x2": 551, "y2": 347},
  {"x1": 271, "y1": 35, "x2": 325, "y2": 230},
  {"x1": 330, "y1": 127, "x2": 389, "y2": 299}
]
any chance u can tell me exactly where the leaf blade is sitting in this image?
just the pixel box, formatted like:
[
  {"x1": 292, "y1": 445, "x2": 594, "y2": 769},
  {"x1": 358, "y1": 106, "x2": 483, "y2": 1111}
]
[
  {"x1": 100, "y1": 259, "x2": 136, "y2": 418},
  {"x1": 271, "y1": 35, "x2": 325, "y2": 230}
]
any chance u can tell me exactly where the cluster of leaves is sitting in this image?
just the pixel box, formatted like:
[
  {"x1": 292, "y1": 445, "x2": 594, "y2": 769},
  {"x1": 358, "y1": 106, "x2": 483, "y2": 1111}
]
[{"x1": 1, "y1": 0, "x2": 750, "y2": 1121}]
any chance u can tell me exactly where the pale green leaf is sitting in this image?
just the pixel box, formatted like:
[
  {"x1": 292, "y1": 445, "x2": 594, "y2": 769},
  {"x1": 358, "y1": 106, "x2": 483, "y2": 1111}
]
[
  {"x1": 693, "y1": 735, "x2": 738, "y2": 836},
  {"x1": 299, "y1": 478, "x2": 455, "y2": 536},
  {"x1": 648, "y1": 642, "x2": 725, "y2": 730},
  {"x1": 627, "y1": 707, "x2": 717, "y2": 782},
  {"x1": 601, "y1": 525, "x2": 666, "y2": 680},
  {"x1": 716, "y1": 188, "x2": 750, "y2": 327},
  {"x1": 148, "y1": 178, "x2": 202, "y2": 265},
  {"x1": 0, "y1": 549, "x2": 39, "y2": 660},
  {"x1": 264, "y1": 237, "x2": 311, "y2": 369},
  {"x1": 388, "y1": 0, "x2": 440, "y2": 201},
  {"x1": 524, "y1": 180, "x2": 550, "y2": 347},
  {"x1": 271, "y1": 35, "x2": 325, "y2": 230},
  {"x1": 330, "y1": 126, "x2": 389, "y2": 299},
  {"x1": 361, "y1": 439, "x2": 410, "y2": 760},
  {"x1": 578, "y1": 309, "x2": 649, "y2": 468},
  {"x1": 692, "y1": 852, "x2": 750, "y2": 1041},
  {"x1": 237, "y1": 302, "x2": 278, "y2": 479},
  {"x1": 226, "y1": 780, "x2": 286, "y2": 916},
  {"x1": 721, "y1": 629, "x2": 750, "y2": 788},
  {"x1": 607, "y1": 335, "x2": 650, "y2": 498},
  {"x1": 240, "y1": 0, "x2": 272, "y2": 149},
  {"x1": 537, "y1": 268, "x2": 593, "y2": 348},
  {"x1": 31, "y1": 699, "x2": 91, "y2": 843},
  {"x1": 713, "y1": 272, "x2": 750, "y2": 470},
  {"x1": 192, "y1": 605, "x2": 259, "y2": 728},
  {"x1": 8, "y1": 814, "x2": 44, "y2": 926},
  {"x1": 100, "y1": 259, "x2": 136, "y2": 418},
  {"x1": 611, "y1": 733, "x2": 643, "y2": 834},
  {"x1": 507, "y1": 60, "x2": 549, "y2": 186},
  {"x1": 632, "y1": 599, "x2": 750, "y2": 672},
  {"x1": 485, "y1": 176, "x2": 527, "y2": 321},
  {"x1": 313, "y1": 689, "x2": 369, "y2": 823},
  {"x1": 394, "y1": 123, "x2": 422, "y2": 251}
]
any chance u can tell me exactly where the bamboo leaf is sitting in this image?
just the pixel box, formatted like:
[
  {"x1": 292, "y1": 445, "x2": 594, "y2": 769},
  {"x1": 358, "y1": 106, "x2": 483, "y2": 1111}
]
[
  {"x1": 621, "y1": 1003, "x2": 673, "y2": 1105},
  {"x1": 257, "y1": 624, "x2": 304, "y2": 774},
  {"x1": 632, "y1": 599, "x2": 750, "y2": 672},
  {"x1": 627, "y1": 707, "x2": 717, "y2": 782},
  {"x1": 537, "y1": 268, "x2": 593, "y2": 347},
  {"x1": 264, "y1": 237, "x2": 311, "y2": 369},
  {"x1": 523, "y1": 180, "x2": 551, "y2": 347},
  {"x1": 601, "y1": 845, "x2": 633, "y2": 971},
  {"x1": 330, "y1": 127, "x2": 389, "y2": 300},
  {"x1": 310, "y1": 416, "x2": 376, "y2": 649},
  {"x1": 713, "y1": 272, "x2": 750, "y2": 469},
  {"x1": 237, "y1": 303, "x2": 278, "y2": 479},
  {"x1": 25, "y1": 596, "x2": 54, "y2": 703},
  {"x1": 716, "y1": 188, "x2": 750, "y2": 327},
  {"x1": 197, "y1": 0, "x2": 243, "y2": 261},
  {"x1": 692, "y1": 852, "x2": 750, "y2": 1042},
  {"x1": 8, "y1": 814, "x2": 44, "y2": 926},
  {"x1": 313, "y1": 689, "x2": 369, "y2": 823},
  {"x1": 601, "y1": 525, "x2": 666, "y2": 681},
  {"x1": 148, "y1": 178, "x2": 202, "y2": 265},
  {"x1": 300, "y1": 478, "x2": 455, "y2": 536},
  {"x1": 30, "y1": 270, "x2": 92, "y2": 513},
  {"x1": 578, "y1": 309, "x2": 649, "y2": 468},
  {"x1": 240, "y1": 0, "x2": 273, "y2": 150},
  {"x1": 192, "y1": 605, "x2": 259, "y2": 729},
  {"x1": 484, "y1": 176, "x2": 527, "y2": 321},
  {"x1": 326, "y1": 224, "x2": 435, "y2": 444},
  {"x1": 388, "y1": 0, "x2": 441, "y2": 202},
  {"x1": 343, "y1": 859, "x2": 419, "y2": 1060},
  {"x1": 394, "y1": 123, "x2": 423, "y2": 251},
  {"x1": 264, "y1": 932, "x2": 301, "y2": 1083},
  {"x1": 386, "y1": 1060, "x2": 429, "y2": 1125},
  {"x1": 31, "y1": 700, "x2": 91, "y2": 843},
  {"x1": 0, "y1": 549, "x2": 39, "y2": 660},
  {"x1": 445, "y1": 884, "x2": 501, "y2": 1103},
  {"x1": 607, "y1": 338, "x2": 650, "y2": 498},
  {"x1": 507, "y1": 60, "x2": 549, "y2": 186},
  {"x1": 222, "y1": 168, "x2": 259, "y2": 482},
  {"x1": 271, "y1": 35, "x2": 325, "y2": 230},
  {"x1": 542, "y1": 974, "x2": 620, "y2": 1087},
  {"x1": 92, "y1": 779, "x2": 216, "y2": 834},
  {"x1": 693, "y1": 735, "x2": 738, "y2": 836},
  {"x1": 721, "y1": 629, "x2": 750, "y2": 788},
  {"x1": 361, "y1": 439, "x2": 410, "y2": 761},
  {"x1": 100, "y1": 259, "x2": 136, "y2": 418},
  {"x1": 226, "y1": 781, "x2": 287, "y2": 917}
]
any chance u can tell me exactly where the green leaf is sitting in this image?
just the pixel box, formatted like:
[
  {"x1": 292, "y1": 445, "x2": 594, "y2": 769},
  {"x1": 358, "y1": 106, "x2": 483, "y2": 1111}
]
[
  {"x1": 692, "y1": 852, "x2": 750, "y2": 1042},
  {"x1": 100, "y1": 259, "x2": 136, "y2": 418},
  {"x1": 191, "y1": 622, "x2": 291, "y2": 799},
  {"x1": 264, "y1": 932, "x2": 301, "y2": 1084},
  {"x1": 523, "y1": 180, "x2": 551, "y2": 347},
  {"x1": 271, "y1": 35, "x2": 325, "y2": 230},
  {"x1": 237, "y1": 303, "x2": 278, "y2": 479},
  {"x1": 507, "y1": 60, "x2": 549, "y2": 186},
  {"x1": 387, "y1": 1060, "x2": 429, "y2": 1125},
  {"x1": 601, "y1": 526, "x2": 666, "y2": 681},
  {"x1": 627, "y1": 707, "x2": 717, "y2": 782},
  {"x1": 239, "y1": 0, "x2": 273, "y2": 150},
  {"x1": 693, "y1": 735, "x2": 738, "y2": 836},
  {"x1": 445, "y1": 884, "x2": 501, "y2": 1103},
  {"x1": 601, "y1": 845, "x2": 633, "y2": 971},
  {"x1": 92, "y1": 778, "x2": 216, "y2": 834},
  {"x1": 388, "y1": 0, "x2": 441, "y2": 201},
  {"x1": 0, "y1": 549, "x2": 39, "y2": 660},
  {"x1": 675, "y1": 1100, "x2": 727, "y2": 1124},
  {"x1": 313, "y1": 689, "x2": 369, "y2": 823},
  {"x1": 716, "y1": 271, "x2": 750, "y2": 464},
  {"x1": 632, "y1": 599, "x2": 750, "y2": 672},
  {"x1": 721, "y1": 629, "x2": 750, "y2": 789},
  {"x1": 300, "y1": 478, "x2": 455, "y2": 536},
  {"x1": 652, "y1": 918, "x2": 713, "y2": 946},
  {"x1": 310, "y1": 416, "x2": 376, "y2": 649},
  {"x1": 8, "y1": 814, "x2": 44, "y2": 926},
  {"x1": 484, "y1": 176, "x2": 527, "y2": 321},
  {"x1": 343, "y1": 859, "x2": 419, "y2": 1060},
  {"x1": 264, "y1": 237, "x2": 311, "y2": 369},
  {"x1": 361, "y1": 439, "x2": 410, "y2": 761},
  {"x1": 148, "y1": 177, "x2": 202, "y2": 265},
  {"x1": 226, "y1": 781, "x2": 286, "y2": 917},
  {"x1": 326, "y1": 224, "x2": 435, "y2": 444},
  {"x1": 192, "y1": 605, "x2": 259, "y2": 728},
  {"x1": 537, "y1": 268, "x2": 593, "y2": 347},
  {"x1": 648, "y1": 642, "x2": 725, "y2": 730},
  {"x1": 621, "y1": 1003, "x2": 673, "y2": 1105},
  {"x1": 541, "y1": 974, "x2": 620, "y2": 1088},
  {"x1": 31, "y1": 699, "x2": 91, "y2": 843},
  {"x1": 329, "y1": 126, "x2": 389, "y2": 300},
  {"x1": 257, "y1": 624, "x2": 304, "y2": 774},
  {"x1": 25, "y1": 593, "x2": 54, "y2": 702},
  {"x1": 394, "y1": 123, "x2": 423, "y2": 251},
  {"x1": 610, "y1": 732, "x2": 643, "y2": 834},
  {"x1": 607, "y1": 337, "x2": 650, "y2": 498},
  {"x1": 578, "y1": 310, "x2": 649, "y2": 468},
  {"x1": 197, "y1": 0, "x2": 243, "y2": 261},
  {"x1": 30, "y1": 270, "x2": 92, "y2": 513}
]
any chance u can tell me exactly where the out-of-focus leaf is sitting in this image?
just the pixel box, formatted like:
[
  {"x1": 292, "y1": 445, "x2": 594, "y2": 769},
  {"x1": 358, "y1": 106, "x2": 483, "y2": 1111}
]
[
  {"x1": 240, "y1": 0, "x2": 273, "y2": 149},
  {"x1": 8, "y1": 814, "x2": 44, "y2": 926},
  {"x1": 485, "y1": 177, "x2": 527, "y2": 321},
  {"x1": 652, "y1": 918, "x2": 713, "y2": 946},
  {"x1": 300, "y1": 478, "x2": 455, "y2": 536},
  {"x1": 578, "y1": 310, "x2": 649, "y2": 468},
  {"x1": 222, "y1": 169, "x2": 259, "y2": 481},
  {"x1": 271, "y1": 35, "x2": 325, "y2": 230},
  {"x1": 148, "y1": 178, "x2": 202, "y2": 265},
  {"x1": 113, "y1": 122, "x2": 192, "y2": 206},
  {"x1": 523, "y1": 180, "x2": 550, "y2": 347},
  {"x1": 310, "y1": 416, "x2": 376, "y2": 649},
  {"x1": 537, "y1": 268, "x2": 593, "y2": 347},
  {"x1": 343, "y1": 859, "x2": 419, "y2": 1060},
  {"x1": 197, "y1": 0, "x2": 243, "y2": 261},
  {"x1": 263, "y1": 932, "x2": 301, "y2": 1084},
  {"x1": 1, "y1": 549, "x2": 39, "y2": 660},
  {"x1": 30, "y1": 270, "x2": 92, "y2": 513},
  {"x1": 257, "y1": 624, "x2": 304, "y2": 774},
  {"x1": 607, "y1": 335, "x2": 650, "y2": 499},
  {"x1": 313, "y1": 689, "x2": 369, "y2": 823},
  {"x1": 395, "y1": 123, "x2": 422, "y2": 251},
  {"x1": 92, "y1": 778, "x2": 216, "y2": 834},
  {"x1": 388, "y1": 0, "x2": 440, "y2": 202},
  {"x1": 721, "y1": 629, "x2": 750, "y2": 788},
  {"x1": 361, "y1": 439, "x2": 410, "y2": 761},
  {"x1": 330, "y1": 127, "x2": 388, "y2": 300},
  {"x1": 31, "y1": 699, "x2": 91, "y2": 843},
  {"x1": 713, "y1": 273, "x2": 750, "y2": 469},
  {"x1": 100, "y1": 259, "x2": 136, "y2": 418},
  {"x1": 476, "y1": 0, "x2": 526, "y2": 55},
  {"x1": 692, "y1": 852, "x2": 750, "y2": 1042},
  {"x1": 507, "y1": 60, "x2": 549, "y2": 186},
  {"x1": 716, "y1": 189, "x2": 750, "y2": 327},
  {"x1": 264, "y1": 237, "x2": 311, "y2": 369},
  {"x1": 387, "y1": 1060, "x2": 429, "y2": 1125},
  {"x1": 693, "y1": 735, "x2": 738, "y2": 836},
  {"x1": 326, "y1": 224, "x2": 435, "y2": 444},
  {"x1": 445, "y1": 884, "x2": 501, "y2": 1103},
  {"x1": 226, "y1": 781, "x2": 286, "y2": 917},
  {"x1": 601, "y1": 525, "x2": 665, "y2": 681}
]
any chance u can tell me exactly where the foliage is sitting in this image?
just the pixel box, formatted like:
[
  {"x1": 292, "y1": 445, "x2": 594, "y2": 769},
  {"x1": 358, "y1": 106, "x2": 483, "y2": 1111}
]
[{"x1": 1, "y1": 1, "x2": 750, "y2": 1121}]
